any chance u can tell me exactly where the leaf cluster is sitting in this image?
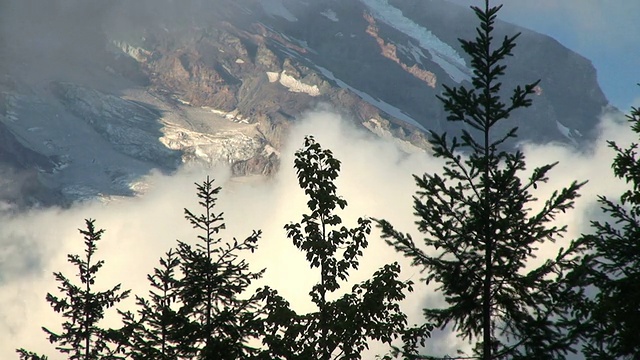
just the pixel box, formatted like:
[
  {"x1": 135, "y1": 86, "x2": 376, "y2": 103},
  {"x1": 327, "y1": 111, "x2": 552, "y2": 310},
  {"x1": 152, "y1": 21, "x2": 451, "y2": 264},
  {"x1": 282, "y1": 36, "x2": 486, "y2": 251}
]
[{"x1": 261, "y1": 136, "x2": 430, "y2": 360}]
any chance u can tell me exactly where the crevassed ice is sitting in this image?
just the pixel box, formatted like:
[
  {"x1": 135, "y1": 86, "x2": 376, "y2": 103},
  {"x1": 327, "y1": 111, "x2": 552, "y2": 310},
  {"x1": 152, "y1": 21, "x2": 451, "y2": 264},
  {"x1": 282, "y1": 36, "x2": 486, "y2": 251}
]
[{"x1": 360, "y1": 0, "x2": 471, "y2": 83}]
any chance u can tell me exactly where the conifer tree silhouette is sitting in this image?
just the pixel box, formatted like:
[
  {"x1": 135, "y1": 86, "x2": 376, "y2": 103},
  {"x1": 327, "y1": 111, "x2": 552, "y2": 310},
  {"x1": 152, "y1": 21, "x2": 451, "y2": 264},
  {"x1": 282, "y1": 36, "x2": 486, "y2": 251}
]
[{"x1": 377, "y1": 1, "x2": 588, "y2": 359}]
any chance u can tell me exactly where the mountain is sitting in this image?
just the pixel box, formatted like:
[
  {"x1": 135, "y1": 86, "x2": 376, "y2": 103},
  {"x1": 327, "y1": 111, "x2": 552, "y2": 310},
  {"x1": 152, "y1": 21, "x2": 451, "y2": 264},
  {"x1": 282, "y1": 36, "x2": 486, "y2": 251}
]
[{"x1": 0, "y1": 0, "x2": 610, "y2": 207}]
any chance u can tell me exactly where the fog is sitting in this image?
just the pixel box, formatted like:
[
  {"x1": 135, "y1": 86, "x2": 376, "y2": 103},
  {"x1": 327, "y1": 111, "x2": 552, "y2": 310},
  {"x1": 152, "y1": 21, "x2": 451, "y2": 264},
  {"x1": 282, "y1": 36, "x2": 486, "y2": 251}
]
[{"x1": 0, "y1": 108, "x2": 634, "y2": 358}]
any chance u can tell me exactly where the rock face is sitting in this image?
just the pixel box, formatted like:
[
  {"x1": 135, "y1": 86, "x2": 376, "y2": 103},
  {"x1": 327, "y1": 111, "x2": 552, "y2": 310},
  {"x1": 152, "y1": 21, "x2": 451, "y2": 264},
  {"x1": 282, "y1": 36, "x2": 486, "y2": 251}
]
[{"x1": 0, "y1": 0, "x2": 611, "y2": 205}]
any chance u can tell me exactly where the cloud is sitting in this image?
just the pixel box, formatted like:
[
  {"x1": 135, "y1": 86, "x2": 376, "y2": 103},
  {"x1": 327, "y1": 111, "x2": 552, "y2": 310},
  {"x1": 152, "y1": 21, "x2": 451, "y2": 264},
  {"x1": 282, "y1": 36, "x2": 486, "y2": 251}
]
[
  {"x1": 0, "y1": 109, "x2": 635, "y2": 358},
  {"x1": 0, "y1": 111, "x2": 438, "y2": 358}
]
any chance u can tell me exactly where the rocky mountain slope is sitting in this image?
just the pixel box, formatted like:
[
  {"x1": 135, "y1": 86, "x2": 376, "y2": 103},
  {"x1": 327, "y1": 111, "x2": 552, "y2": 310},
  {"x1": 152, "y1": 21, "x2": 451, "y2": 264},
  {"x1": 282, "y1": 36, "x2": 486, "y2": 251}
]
[{"x1": 0, "y1": 0, "x2": 610, "y2": 207}]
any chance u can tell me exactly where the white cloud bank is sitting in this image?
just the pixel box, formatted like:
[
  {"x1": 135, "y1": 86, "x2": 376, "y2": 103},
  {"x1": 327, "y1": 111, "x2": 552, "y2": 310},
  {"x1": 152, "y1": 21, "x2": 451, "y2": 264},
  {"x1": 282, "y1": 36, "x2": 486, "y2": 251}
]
[{"x1": 0, "y1": 109, "x2": 636, "y2": 359}]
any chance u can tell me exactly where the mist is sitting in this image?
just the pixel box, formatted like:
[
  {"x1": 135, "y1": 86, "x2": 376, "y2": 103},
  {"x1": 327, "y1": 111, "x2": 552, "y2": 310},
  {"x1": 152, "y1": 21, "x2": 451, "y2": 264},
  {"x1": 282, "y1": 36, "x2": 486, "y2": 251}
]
[{"x1": 0, "y1": 107, "x2": 634, "y2": 359}]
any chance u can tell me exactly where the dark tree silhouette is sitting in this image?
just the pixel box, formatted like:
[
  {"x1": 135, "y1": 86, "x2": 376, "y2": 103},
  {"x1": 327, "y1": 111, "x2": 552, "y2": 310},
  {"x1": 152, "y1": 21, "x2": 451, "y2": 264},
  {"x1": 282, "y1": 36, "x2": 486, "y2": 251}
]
[
  {"x1": 578, "y1": 91, "x2": 640, "y2": 359},
  {"x1": 173, "y1": 177, "x2": 265, "y2": 359},
  {"x1": 376, "y1": 1, "x2": 587, "y2": 359},
  {"x1": 17, "y1": 219, "x2": 130, "y2": 360},
  {"x1": 259, "y1": 136, "x2": 430, "y2": 360},
  {"x1": 115, "y1": 177, "x2": 265, "y2": 360},
  {"x1": 114, "y1": 249, "x2": 184, "y2": 359}
]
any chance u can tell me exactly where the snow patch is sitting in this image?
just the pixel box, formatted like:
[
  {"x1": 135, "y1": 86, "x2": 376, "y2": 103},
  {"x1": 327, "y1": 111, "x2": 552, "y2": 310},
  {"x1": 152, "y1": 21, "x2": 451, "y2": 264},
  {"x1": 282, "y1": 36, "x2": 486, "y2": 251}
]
[
  {"x1": 1, "y1": 93, "x2": 19, "y2": 122},
  {"x1": 364, "y1": 118, "x2": 426, "y2": 154},
  {"x1": 556, "y1": 120, "x2": 581, "y2": 144},
  {"x1": 110, "y1": 40, "x2": 150, "y2": 63},
  {"x1": 398, "y1": 41, "x2": 427, "y2": 66},
  {"x1": 203, "y1": 107, "x2": 249, "y2": 124},
  {"x1": 263, "y1": 144, "x2": 280, "y2": 157},
  {"x1": 261, "y1": 0, "x2": 298, "y2": 22},
  {"x1": 62, "y1": 185, "x2": 100, "y2": 202},
  {"x1": 321, "y1": 9, "x2": 339, "y2": 22},
  {"x1": 174, "y1": 97, "x2": 191, "y2": 106},
  {"x1": 556, "y1": 120, "x2": 571, "y2": 139},
  {"x1": 266, "y1": 71, "x2": 320, "y2": 97},
  {"x1": 5, "y1": 111, "x2": 18, "y2": 122},
  {"x1": 279, "y1": 71, "x2": 320, "y2": 96},
  {"x1": 266, "y1": 72, "x2": 280, "y2": 83},
  {"x1": 291, "y1": 38, "x2": 315, "y2": 53},
  {"x1": 360, "y1": 0, "x2": 471, "y2": 83},
  {"x1": 232, "y1": 3, "x2": 254, "y2": 15}
]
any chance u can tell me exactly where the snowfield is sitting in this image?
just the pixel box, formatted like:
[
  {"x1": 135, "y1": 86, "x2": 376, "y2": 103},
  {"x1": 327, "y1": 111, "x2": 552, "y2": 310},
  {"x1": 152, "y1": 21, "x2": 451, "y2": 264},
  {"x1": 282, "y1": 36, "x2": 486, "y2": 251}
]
[{"x1": 360, "y1": 0, "x2": 471, "y2": 83}]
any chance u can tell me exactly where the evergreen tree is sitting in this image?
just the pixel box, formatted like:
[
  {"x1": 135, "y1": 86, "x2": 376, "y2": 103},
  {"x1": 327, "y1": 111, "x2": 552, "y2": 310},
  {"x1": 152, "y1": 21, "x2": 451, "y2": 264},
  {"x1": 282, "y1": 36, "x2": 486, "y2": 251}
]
[
  {"x1": 376, "y1": 1, "x2": 587, "y2": 359},
  {"x1": 259, "y1": 136, "x2": 430, "y2": 360},
  {"x1": 173, "y1": 176, "x2": 266, "y2": 359},
  {"x1": 17, "y1": 219, "x2": 130, "y2": 360},
  {"x1": 114, "y1": 249, "x2": 184, "y2": 359},
  {"x1": 577, "y1": 94, "x2": 640, "y2": 359},
  {"x1": 103, "y1": 177, "x2": 266, "y2": 359}
]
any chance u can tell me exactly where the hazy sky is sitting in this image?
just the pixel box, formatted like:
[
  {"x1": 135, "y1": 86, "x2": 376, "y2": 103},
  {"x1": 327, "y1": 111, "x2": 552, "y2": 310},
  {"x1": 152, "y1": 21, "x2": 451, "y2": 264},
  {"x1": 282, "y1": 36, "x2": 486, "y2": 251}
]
[{"x1": 448, "y1": 0, "x2": 640, "y2": 110}]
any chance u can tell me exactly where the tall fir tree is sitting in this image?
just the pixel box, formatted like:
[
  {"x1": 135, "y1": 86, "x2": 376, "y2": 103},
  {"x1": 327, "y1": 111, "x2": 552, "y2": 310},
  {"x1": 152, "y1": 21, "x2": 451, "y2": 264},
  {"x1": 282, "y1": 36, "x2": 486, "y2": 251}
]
[
  {"x1": 103, "y1": 177, "x2": 266, "y2": 359},
  {"x1": 577, "y1": 92, "x2": 640, "y2": 359},
  {"x1": 259, "y1": 136, "x2": 430, "y2": 360},
  {"x1": 17, "y1": 219, "x2": 130, "y2": 360},
  {"x1": 173, "y1": 176, "x2": 266, "y2": 359},
  {"x1": 376, "y1": 1, "x2": 587, "y2": 359}
]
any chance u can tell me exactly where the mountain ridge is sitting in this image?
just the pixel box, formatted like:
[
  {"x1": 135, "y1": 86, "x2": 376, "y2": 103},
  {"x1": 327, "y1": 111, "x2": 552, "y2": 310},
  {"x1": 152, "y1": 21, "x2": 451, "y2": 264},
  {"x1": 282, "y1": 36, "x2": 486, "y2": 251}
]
[{"x1": 0, "y1": 0, "x2": 611, "y2": 207}]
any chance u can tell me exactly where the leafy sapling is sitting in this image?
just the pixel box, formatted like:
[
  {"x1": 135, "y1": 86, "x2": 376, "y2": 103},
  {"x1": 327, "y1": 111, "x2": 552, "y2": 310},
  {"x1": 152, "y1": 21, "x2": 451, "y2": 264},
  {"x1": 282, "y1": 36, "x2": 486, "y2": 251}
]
[{"x1": 260, "y1": 136, "x2": 430, "y2": 360}]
